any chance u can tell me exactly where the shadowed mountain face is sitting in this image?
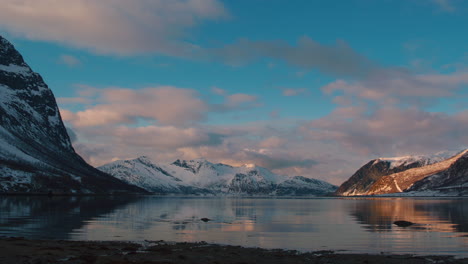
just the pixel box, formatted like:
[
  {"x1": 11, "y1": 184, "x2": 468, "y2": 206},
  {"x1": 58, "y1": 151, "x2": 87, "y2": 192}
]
[{"x1": 0, "y1": 36, "x2": 144, "y2": 194}]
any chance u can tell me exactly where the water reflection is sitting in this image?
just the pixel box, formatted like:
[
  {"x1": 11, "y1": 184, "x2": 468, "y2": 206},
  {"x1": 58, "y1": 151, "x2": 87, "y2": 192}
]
[
  {"x1": 0, "y1": 196, "x2": 467, "y2": 256},
  {"x1": 349, "y1": 198, "x2": 468, "y2": 234},
  {"x1": 0, "y1": 195, "x2": 141, "y2": 239}
]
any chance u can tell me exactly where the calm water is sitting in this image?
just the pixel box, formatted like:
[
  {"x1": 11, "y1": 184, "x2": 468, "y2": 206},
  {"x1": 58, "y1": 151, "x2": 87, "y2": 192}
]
[{"x1": 0, "y1": 196, "x2": 467, "y2": 257}]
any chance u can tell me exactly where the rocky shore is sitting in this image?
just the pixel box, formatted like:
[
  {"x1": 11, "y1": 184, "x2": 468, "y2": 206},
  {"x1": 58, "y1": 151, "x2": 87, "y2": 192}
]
[{"x1": 1, "y1": 237, "x2": 467, "y2": 264}]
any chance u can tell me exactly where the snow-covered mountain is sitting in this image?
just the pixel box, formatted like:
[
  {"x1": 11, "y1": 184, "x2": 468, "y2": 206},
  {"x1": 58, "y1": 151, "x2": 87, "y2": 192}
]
[
  {"x1": 336, "y1": 149, "x2": 468, "y2": 196},
  {"x1": 0, "y1": 35, "x2": 144, "y2": 194},
  {"x1": 99, "y1": 157, "x2": 337, "y2": 196}
]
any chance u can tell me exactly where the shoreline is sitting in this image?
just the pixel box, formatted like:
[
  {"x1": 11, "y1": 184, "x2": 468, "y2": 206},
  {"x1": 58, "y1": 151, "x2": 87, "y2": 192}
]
[{"x1": 1, "y1": 237, "x2": 467, "y2": 264}]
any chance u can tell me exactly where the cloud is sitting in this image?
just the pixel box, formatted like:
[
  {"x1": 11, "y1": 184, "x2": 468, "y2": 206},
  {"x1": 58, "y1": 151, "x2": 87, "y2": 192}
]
[
  {"x1": 57, "y1": 97, "x2": 93, "y2": 105},
  {"x1": 323, "y1": 69, "x2": 468, "y2": 107},
  {"x1": 211, "y1": 93, "x2": 260, "y2": 112},
  {"x1": 79, "y1": 125, "x2": 224, "y2": 150},
  {"x1": 65, "y1": 126, "x2": 78, "y2": 143},
  {"x1": 226, "y1": 94, "x2": 258, "y2": 107},
  {"x1": 0, "y1": 1, "x2": 376, "y2": 78},
  {"x1": 306, "y1": 107, "x2": 468, "y2": 156},
  {"x1": 211, "y1": 87, "x2": 227, "y2": 95},
  {"x1": 433, "y1": 0, "x2": 456, "y2": 12},
  {"x1": 282, "y1": 88, "x2": 308, "y2": 97},
  {"x1": 302, "y1": 68, "x2": 468, "y2": 157},
  {"x1": 209, "y1": 36, "x2": 377, "y2": 77},
  {"x1": 62, "y1": 86, "x2": 209, "y2": 127},
  {"x1": 0, "y1": 0, "x2": 228, "y2": 56},
  {"x1": 240, "y1": 149, "x2": 317, "y2": 170},
  {"x1": 61, "y1": 85, "x2": 262, "y2": 128},
  {"x1": 58, "y1": 54, "x2": 81, "y2": 67}
]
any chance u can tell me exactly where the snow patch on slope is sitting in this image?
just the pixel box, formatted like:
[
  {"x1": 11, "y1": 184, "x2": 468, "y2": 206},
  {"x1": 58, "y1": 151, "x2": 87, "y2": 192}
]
[{"x1": 0, "y1": 64, "x2": 32, "y2": 77}]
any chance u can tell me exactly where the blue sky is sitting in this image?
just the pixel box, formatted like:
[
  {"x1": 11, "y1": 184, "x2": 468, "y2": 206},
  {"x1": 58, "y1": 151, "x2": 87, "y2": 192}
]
[{"x1": 1, "y1": 0, "x2": 468, "y2": 184}]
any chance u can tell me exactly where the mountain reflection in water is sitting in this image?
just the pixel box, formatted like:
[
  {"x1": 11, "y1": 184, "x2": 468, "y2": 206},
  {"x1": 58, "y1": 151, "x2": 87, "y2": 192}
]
[
  {"x1": 0, "y1": 195, "x2": 141, "y2": 239},
  {"x1": 0, "y1": 196, "x2": 467, "y2": 257},
  {"x1": 349, "y1": 198, "x2": 468, "y2": 234}
]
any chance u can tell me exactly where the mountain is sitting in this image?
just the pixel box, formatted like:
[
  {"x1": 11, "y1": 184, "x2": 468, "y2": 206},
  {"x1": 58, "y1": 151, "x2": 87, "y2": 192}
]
[
  {"x1": 98, "y1": 157, "x2": 337, "y2": 196},
  {"x1": 0, "y1": 35, "x2": 144, "y2": 194},
  {"x1": 336, "y1": 150, "x2": 468, "y2": 196}
]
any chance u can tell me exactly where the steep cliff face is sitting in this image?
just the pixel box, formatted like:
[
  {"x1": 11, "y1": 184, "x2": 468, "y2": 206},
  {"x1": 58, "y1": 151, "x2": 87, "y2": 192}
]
[{"x1": 0, "y1": 36, "x2": 144, "y2": 194}]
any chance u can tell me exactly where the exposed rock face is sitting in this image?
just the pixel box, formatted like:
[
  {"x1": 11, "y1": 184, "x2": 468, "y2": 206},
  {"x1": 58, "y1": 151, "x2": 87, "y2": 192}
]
[
  {"x1": 365, "y1": 150, "x2": 468, "y2": 195},
  {"x1": 334, "y1": 158, "x2": 431, "y2": 196},
  {"x1": 0, "y1": 35, "x2": 144, "y2": 194},
  {"x1": 99, "y1": 157, "x2": 338, "y2": 196},
  {"x1": 407, "y1": 152, "x2": 468, "y2": 193},
  {"x1": 336, "y1": 150, "x2": 468, "y2": 196}
]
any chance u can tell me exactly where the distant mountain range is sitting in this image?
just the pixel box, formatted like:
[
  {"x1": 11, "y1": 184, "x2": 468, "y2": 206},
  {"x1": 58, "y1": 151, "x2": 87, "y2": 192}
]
[
  {"x1": 0, "y1": 35, "x2": 144, "y2": 194},
  {"x1": 336, "y1": 150, "x2": 468, "y2": 196},
  {"x1": 98, "y1": 156, "x2": 338, "y2": 196}
]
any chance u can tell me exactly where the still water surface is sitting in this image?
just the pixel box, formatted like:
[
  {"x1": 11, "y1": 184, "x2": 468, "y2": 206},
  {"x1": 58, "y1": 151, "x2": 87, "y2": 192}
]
[{"x1": 0, "y1": 196, "x2": 467, "y2": 257}]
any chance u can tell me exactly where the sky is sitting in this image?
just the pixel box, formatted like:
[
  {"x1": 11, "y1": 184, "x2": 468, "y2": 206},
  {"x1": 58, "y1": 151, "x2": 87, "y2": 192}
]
[{"x1": 1, "y1": 0, "x2": 468, "y2": 185}]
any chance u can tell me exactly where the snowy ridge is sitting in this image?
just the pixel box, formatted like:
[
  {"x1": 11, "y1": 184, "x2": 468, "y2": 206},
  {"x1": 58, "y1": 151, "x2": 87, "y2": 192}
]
[
  {"x1": 375, "y1": 150, "x2": 460, "y2": 170},
  {"x1": 99, "y1": 156, "x2": 337, "y2": 196}
]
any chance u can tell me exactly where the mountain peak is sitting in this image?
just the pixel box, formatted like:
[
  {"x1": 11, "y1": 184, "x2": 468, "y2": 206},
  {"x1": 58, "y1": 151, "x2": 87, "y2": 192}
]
[
  {"x1": 0, "y1": 36, "x2": 27, "y2": 67},
  {"x1": 243, "y1": 163, "x2": 257, "y2": 168},
  {"x1": 136, "y1": 156, "x2": 153, "y2": 162}
]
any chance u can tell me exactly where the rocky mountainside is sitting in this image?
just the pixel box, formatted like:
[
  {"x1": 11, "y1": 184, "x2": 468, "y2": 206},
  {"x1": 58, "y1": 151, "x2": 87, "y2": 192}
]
[
  {"x1": 0, "y1": 36, "x2": 144, "y2": 194},
  {"x1": 99, "y1": 157, "x2": 337, "y2": 196},
  {"x1": 336, "y1": 150, "x2": 468, "y2": 196}
]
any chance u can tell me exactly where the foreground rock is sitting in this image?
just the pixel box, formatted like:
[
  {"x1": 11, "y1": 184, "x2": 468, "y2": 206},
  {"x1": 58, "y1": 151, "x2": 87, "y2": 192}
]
[{"x1": 0, "y1": 237, "x2": 466, "y2": 264}]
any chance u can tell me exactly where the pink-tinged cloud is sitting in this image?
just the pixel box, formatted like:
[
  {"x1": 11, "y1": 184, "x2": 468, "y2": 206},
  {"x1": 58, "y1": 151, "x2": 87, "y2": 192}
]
[
  {"x1": 282, "y1": 88, "x2": 308, "y2": 97},
  {"x1": 0, "y1": 0, "x2": 228, "y2": 55},
  {"x1": 61, "y1": 86, "x2": 262, "y2": 127},
  {"x1": 63, "y1": 86, "x2": 208, "y2": 127},
  {"x1": 58, "y1": 54, "x2": 81, "y2": 67},
  {"x1": 307, "y1": 107, "x2": 468, "y2": 156},
  {"x1": 211, "y1": 87, "x2": 227, "y2": 95},
  {"x1": 323, "y1": 69, "x2": 468, "y2": 106},
  {"x1": 57, "y1": 97, "x2": 93, "y2": 105},
  {"x1": 226, "y1": 94, "x2": 258, "y2": 107}
]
